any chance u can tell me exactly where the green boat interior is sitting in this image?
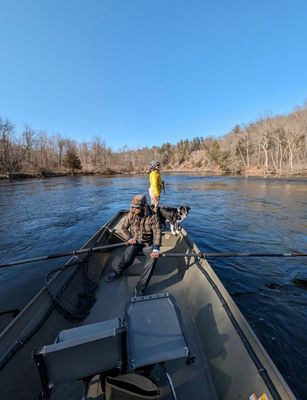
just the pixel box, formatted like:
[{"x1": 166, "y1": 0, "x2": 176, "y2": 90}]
[{"x1": 0, "y1": 211, "x2": 295, "y2": 400}]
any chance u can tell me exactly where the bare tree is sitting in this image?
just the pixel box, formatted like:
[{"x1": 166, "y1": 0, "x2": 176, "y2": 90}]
[
  {"x1": 21, "y1": 126, "x2": 36, "y2": 171},
  {"x1": 90, "y1": 136, "x2": 108, "y2": 172},
  {"x1": 254, "y1": 119, "x2": 273, "y2": 173},
  {"x1": 54, "y1": 134, "x2": 68, "y2": 171},
  {"x1": 0, "y1": 117, "x2": 15, "y2": 173},
  {"x1": 0, "y1": 117, "x2": 25, "y2": 174},
  {"x1": 284, "y1": 114, "x2": 305, "y2": 171}
]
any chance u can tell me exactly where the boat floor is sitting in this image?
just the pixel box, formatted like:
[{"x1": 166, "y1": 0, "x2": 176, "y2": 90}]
[
  {"x1": 53, "y1": 231, "x2": 218, "y2": 399},
  {"x1": 1, "y1": 215, "x2": 296, "y2": 400},
  {"x1": 0, "y1": 212, "x2": 295, "y2": 400}
]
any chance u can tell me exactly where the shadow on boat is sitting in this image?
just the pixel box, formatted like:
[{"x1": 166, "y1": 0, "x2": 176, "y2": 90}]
[
  {"x1": 196, "y1": 303, "x2": 231, "y2": 398},
  {"x1": 147, "y1": 234, "x2": 194, "y2": 294}
]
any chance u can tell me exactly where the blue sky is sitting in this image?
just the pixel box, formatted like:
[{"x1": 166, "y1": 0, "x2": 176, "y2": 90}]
[{"x1": 1, "y1": 0, "x2": 307, "y2": 151}]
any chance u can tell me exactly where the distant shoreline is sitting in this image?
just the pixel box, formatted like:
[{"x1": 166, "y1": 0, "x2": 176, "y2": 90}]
[{"x1": 1, "y1": 169, "x2": 307, "y2": 181}]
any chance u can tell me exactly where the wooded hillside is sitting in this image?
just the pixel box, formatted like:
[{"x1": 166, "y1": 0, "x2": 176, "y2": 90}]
[{"x1": 1, "y1": 104, "x2": 306, "y2": 178}]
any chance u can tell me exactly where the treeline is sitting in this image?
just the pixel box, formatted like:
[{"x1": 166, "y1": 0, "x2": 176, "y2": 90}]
[{"x1": 1, "y1": 104, "x2": 306, "y2": 177}]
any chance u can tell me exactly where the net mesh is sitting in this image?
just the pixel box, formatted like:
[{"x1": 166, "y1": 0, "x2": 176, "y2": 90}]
[
  {"x1": 45, "y1": 252, "x2": 111, "y2": 321},
  {"x1": 44, "y1": 223, "x2": 122, "y2": 321}
]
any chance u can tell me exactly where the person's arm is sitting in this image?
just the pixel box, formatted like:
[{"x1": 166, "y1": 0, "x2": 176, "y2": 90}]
[
  {"x1": 121, "y1": 215, "x2": 138, "y2": 245},
  {"x1": 120, "y1": 215, "x2": 132, "y2": 241}
]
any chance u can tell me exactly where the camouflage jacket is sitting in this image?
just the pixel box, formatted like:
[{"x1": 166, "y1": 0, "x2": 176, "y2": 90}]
[{"x1": 121, "y1": 207, "x2": 161, "y2": 249}]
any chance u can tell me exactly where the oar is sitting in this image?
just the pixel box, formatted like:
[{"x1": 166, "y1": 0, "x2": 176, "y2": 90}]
[
  {"x1": 160, "y1": 252, "x2": 307, "y2": 258},
  {"x1": 2, "y1": 245, "x2": 305, "y2": 269},
  {"x1": 0, "y1": 242, "x2": 127, "y2": 269}
]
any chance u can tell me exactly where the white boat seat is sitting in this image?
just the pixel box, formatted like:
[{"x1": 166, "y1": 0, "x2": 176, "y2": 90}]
[
  {"x1": 125, "y1": 293, "x2": 191, "y2": 370},
  {"x1": 33, "y1": 318, "x2": 123, "y2": 399},
  {"x1": 125, "y1": 293, "x2": 194, "y2": 400}
]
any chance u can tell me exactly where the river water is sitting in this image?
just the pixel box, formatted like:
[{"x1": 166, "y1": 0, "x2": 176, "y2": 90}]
[{"x1": 0, "y1": 175, "x2": 306, "y2": 398}]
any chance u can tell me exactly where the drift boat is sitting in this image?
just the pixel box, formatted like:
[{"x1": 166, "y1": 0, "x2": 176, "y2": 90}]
[{"x1": 0, "y1": 211, "x2": 296, "y2": 400}]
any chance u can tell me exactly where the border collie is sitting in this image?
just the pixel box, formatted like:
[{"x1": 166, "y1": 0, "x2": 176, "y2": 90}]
[{"x1": 157, "y1": 205, "x2": 191, "y2": 235}]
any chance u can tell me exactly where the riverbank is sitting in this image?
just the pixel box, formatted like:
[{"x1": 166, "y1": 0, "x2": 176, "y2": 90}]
[
  {"x1": 1, "y1": 167, "x2": 307, "y2": 180},
  {"x1": 0, "y1": 169, "x2": 121, "y2": 180}
]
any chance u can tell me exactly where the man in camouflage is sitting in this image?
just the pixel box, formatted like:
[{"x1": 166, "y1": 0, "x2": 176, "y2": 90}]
[{"x1": 105, "y1": 194, "x2": 161, "y2": 296}]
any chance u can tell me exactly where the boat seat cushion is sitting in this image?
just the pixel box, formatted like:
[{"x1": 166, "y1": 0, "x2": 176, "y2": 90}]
[
  {"x1": 34, "y1": 318, "x2": 123, "y2": 385},
  {"x1": 56, "y1": 318, "x2": 120, "y2": 343},
  {"x1": 125, "y1": 293, "x2": 190, "y2": 369},
  {"x1": 105, "y1": 373, "x2": 161, "y2": 400}
]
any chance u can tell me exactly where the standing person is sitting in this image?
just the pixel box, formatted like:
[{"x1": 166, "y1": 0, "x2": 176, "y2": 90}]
[
  {"x1": 147, "y1": 160, "x2": 163, "y2": 211},
  {"x1": 105, "y1": 194, "x2": 161, "y2": 296}
]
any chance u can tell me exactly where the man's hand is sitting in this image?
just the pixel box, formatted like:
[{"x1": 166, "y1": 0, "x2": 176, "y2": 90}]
[
  {"x1": 151, "y1": 251, "x2": 160, "y2": 259},
  {"x1": 128, "y1": 238, "x2": 137, "y2": 245},
  {"x1": 152, "y1": 195, "x2": 160, "y2": 202}
]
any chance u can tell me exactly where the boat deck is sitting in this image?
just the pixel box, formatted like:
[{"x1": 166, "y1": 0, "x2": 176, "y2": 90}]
[
  {"x1": 80, "y1": 231, "x2": 217, "y2": 399},
  {"x1": 0, "y1": 212, "x2": 296, "y2": 400}
]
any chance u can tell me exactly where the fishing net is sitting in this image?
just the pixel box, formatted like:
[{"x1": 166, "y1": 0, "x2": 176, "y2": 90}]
[
  {"x1": 45, "y1": 252, "x2": 110, "y2": 321},
  {"x1": 44, "y1": 224, "x2": 125, "y2": 321}
]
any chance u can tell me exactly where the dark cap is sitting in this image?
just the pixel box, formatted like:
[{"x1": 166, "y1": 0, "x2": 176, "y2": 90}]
[
  {"x1": 148, "y1": 160, "x2": 160, "y2": 171},
  {"x1": 131, "y1": 194, "x2": 147, "y2": 208}
]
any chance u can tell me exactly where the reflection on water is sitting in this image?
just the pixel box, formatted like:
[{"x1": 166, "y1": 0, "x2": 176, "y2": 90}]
[{"x1": 0, "y1": 175, "x2": 306, "y2": 398}]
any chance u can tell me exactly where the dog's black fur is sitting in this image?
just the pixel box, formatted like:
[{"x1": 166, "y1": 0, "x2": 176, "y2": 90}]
[{"x1": 156, "y1": 205, "x2": 191, "y2": 235}]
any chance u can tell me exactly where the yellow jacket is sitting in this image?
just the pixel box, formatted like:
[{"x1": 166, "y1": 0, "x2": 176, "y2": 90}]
[{"x1": 149, "y1": 170, "x2": 163, "y2": 197}]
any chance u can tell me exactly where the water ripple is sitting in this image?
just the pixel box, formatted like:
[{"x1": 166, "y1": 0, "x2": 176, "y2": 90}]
[{"x1": 0, "y1": 175, "x2": 306, "y2": 398}]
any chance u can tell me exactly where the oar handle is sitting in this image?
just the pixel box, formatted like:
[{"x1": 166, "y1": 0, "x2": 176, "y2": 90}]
[
  {"x1": 0, "y1": 242, "x2": 127, "y2": 269},
  {"x1": 160, "y1": 252, "x2": 307, "y2": 258},
  {"x1": 201, "y1": 252, "x2": 307, "y2": 258}
]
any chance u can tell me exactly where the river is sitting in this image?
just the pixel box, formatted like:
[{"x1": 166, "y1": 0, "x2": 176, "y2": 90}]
[{"x1": 0, "y1": 174, "x2": 306, "y2": 398}]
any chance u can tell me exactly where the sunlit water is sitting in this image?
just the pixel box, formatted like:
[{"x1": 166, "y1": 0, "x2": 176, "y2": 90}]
[{"x1": 0, "y1": 175, "x2": 306, "y2": 398}]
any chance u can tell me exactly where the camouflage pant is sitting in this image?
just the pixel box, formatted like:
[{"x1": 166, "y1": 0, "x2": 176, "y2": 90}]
[
  {"x1": 149, "y1": 187, "x2": 160, "y2": 211},
  {"x1": 113, "y1": 244, "x2": 157, "y2": 293}
]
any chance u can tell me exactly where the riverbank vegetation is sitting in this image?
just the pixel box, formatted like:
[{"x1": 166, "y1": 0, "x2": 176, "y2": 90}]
[{"x1": 1, "y1": 104, "x2": 306, "y2": 179}]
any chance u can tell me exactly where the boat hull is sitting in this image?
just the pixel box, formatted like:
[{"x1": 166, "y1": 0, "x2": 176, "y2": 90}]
[{"x1": 0, "y1": 211, "x2": 296, "y2": 399}]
